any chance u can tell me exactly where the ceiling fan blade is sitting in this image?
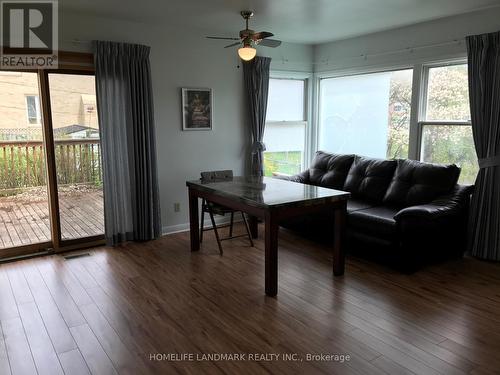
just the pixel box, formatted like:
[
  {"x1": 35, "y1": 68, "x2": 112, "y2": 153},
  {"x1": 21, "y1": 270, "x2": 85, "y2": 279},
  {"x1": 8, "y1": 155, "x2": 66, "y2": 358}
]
[
  {"x1": 206, "y1": 36, "x2": 241, "y2": 41},
  {"x1": 258, "y1": 39, "x2": 282, "y2": 48},
  {"x1": 224, "y1": 42, "x2": 241, "y2": 48},
  {"x1": 252, "y1": 31, "x2": 274, "y2": 40}
]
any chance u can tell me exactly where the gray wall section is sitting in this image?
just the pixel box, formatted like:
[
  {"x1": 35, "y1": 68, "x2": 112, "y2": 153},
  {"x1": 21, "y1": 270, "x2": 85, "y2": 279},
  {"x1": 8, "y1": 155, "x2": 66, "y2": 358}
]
[
  {"x1": 262, "y1": 42, "x2": 314, "y2": 72},
  {"x1": 59, "y1": 11, "x2": 313, "y2": 233}
]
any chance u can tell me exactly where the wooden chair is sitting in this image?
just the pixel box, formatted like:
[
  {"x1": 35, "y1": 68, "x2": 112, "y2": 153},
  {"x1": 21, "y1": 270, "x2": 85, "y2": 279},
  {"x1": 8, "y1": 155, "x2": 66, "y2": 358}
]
[{"x1": 199, "y1": 170, "x2": 254, "y2": 255}]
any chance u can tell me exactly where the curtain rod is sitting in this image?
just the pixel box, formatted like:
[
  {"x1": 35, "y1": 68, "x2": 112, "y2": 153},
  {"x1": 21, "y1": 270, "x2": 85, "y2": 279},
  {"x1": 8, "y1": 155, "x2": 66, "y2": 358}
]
[
  {"x1": 64, "y1": 38, "x2": 465, "y2": 67},
  {"x1": 314, "y1": 39, "x2": 464, "y2": 65},
  {"x1": 67, "y1": 38, "x2": 463, "y2": 52}
]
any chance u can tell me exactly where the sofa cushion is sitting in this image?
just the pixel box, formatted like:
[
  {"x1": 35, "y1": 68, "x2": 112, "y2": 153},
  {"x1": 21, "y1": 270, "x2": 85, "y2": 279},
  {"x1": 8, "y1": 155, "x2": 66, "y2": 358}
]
[
  {"x1": 347, "y1": 199, "x2": 377, "y2": 213},
  {"x1": 307, "y1": 151, "x2": 355, "y2": 189},
  {"x1": 348, "y1": 206, "x2": 399, "y2": 239},
  {"x1": 344, "y1": 156, "x2": 397, "y2": 203},
  {"x1": 383, "y1": 159, "x2": 460, "y2": 207}
]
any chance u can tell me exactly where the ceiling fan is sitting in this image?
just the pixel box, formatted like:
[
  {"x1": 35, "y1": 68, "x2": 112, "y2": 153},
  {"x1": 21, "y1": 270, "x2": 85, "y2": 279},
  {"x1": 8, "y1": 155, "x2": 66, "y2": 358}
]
[{"x1": 206, "y1": 10, "x2": 282, "y2": 61}]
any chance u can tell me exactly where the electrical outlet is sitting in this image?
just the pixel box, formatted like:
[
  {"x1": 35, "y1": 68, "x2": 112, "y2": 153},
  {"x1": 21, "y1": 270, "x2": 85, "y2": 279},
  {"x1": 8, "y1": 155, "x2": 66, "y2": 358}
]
[{"x1": 174, "y1": 203, "x2": 180, "y2": 212}]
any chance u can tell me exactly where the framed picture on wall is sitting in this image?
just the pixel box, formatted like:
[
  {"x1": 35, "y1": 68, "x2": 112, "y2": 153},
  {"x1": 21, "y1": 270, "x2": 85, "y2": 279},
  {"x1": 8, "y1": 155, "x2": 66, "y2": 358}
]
[{"x1": 181, "y1": 88, "x2": 213, "y2": 131}]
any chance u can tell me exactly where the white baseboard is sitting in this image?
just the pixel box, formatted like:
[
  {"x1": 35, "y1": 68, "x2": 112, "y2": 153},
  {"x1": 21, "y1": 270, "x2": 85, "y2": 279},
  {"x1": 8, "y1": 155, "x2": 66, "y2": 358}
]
[{"x1": 162, "y1": 216, "x2": 241, "y2": 236}]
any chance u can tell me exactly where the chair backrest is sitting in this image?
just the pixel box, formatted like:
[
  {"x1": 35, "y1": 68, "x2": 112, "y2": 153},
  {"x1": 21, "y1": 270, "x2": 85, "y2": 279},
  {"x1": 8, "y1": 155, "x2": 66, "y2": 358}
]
[{"x1": 200, "y1": 170, "x2": 233, "y2": 182}]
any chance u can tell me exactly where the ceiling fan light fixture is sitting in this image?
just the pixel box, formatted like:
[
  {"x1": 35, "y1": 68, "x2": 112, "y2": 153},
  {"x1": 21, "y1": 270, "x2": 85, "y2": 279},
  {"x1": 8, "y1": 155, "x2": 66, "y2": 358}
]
[
  {"x1": 207, "y1": 10, "x2": 280, "y2": 61},
  {"x1": 238, "y1": 46, "x2": 257, "y2": 61}
]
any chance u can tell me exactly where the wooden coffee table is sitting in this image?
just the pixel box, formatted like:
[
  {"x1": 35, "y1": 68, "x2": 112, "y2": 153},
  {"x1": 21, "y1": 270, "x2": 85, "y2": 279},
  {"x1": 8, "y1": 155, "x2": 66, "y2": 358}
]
[{"x1": 186, "y1": 176, "x2": 350, "y2": 296}]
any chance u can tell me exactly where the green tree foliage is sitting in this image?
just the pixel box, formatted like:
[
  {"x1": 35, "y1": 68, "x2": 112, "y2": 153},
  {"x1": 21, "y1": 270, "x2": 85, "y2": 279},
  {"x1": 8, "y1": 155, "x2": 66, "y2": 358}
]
[
  {"x1": 423, "y1": 66, "x2": 477, "y2": 184},
  {"x1": 426, "y1": 65, "x2": 470, "y2": 121},
  {"x1": 387, "y1": 65, "x2": 478, "y2": 184},
  {"x1": 263, "y1": 151, "x2": 302, "y2": 177},
  {"x1": 387, "y1": 73, "x2": 412, "y2": 159}
]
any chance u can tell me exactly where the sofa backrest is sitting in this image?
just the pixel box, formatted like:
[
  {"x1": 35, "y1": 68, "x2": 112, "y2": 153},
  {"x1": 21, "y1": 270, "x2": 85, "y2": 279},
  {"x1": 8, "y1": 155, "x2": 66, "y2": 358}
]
[
  {"x1": 299, "y1": 151, "x2": 461, "y2": 207},
  {"x1": 383, "y1": 159, "x2": 461, "y2": 207},
  {"x1": 307, "y1": 151, "x2": 355, "y2": 189},
  {"x1": 344, "y1": 156, "x2": 397, "y2": 203}
]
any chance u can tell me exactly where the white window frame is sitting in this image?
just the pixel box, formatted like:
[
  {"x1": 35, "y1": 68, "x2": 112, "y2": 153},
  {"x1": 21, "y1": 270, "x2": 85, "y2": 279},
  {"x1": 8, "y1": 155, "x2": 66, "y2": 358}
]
[
  {"x1": 265, "y1": 71, "x2": 313, "y2": 171},
  {"x1": 312, "y1": 58, "x2": 471, "y2": 165},
  {"x1": 25, "y1": 95, "x2": 41, "y2": 125},
  {"x1": 415, "y1": 59, "x2": 471, "y2": 162}
]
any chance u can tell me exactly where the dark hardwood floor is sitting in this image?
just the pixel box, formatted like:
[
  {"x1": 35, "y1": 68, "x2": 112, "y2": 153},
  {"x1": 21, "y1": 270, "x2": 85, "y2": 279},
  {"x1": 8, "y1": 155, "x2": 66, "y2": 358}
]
[{"x1": 1, "y1": 224, "x2": 500, "y2": 374}]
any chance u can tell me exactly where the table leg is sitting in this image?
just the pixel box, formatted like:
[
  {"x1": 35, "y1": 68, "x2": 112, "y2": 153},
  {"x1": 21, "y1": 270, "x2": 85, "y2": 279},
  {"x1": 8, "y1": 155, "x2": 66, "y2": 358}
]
[
  {"x1": 333, "y1": 202, "x2": 347, "y2": 276},
  {"x1": 265, "y1": 214, "x2": 279, "y2": 296},
  {"x1": 248, "y1": 215, "x2": 259, "y2": 239},
  {"x1": 188, "y1": 189, "x2": 200, "y2": 251}
]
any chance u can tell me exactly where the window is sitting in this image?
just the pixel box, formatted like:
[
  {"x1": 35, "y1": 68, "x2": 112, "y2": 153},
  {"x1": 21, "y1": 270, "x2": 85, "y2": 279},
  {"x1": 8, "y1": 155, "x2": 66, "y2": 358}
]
[
  {"x1": 419, "y1": 64, "x2": 478, "y2": 184},
  {"x1": 26, "y1": 95, "x2": 41, "y2": 124},
  {"x1": 425, "y1": 65, "x2": 470, "y2": 121},
  {"x1": 263, "y1": 77, "x2": 307, "y2": 176},
  {"x1": 318, "y1": 69, "x2": 413, "y2": 159}
]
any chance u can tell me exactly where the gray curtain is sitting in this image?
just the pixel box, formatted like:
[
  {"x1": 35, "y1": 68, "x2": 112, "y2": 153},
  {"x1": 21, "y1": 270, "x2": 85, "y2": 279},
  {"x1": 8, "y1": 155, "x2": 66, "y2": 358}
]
[
  {"x1": 466, "y1": 31, "x2": 500, "y2": 260},
  {"x1": 94, "y1": 41, "x2": 161, "y2": 245},
  {"x1": 243, "y1": 56, "x2": 271, "y2": 176}
]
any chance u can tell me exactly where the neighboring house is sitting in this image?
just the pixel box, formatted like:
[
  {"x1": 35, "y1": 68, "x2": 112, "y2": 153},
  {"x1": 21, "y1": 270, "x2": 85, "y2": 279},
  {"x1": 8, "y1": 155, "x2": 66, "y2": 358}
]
[
  {"x1": 0, "y1": 71, "x2": 98, "y2": 136},
  {"x1": 54, "y1": 125, "x2": 100, "y2": 139}
]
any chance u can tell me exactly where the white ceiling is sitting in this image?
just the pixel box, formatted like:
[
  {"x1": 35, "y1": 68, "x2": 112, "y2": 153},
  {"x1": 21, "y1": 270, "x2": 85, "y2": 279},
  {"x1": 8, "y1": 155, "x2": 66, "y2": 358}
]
[{"x1": 61, "y1": 0, "x2": 500, "y2": 44}]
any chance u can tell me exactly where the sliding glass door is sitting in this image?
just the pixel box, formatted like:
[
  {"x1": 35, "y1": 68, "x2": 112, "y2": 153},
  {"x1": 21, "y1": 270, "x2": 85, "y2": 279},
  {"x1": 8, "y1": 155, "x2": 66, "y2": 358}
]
[
  {"x1": 0, "y1": 66, "x2": 104, "y2": 258},
  {"x1": 48, "y1": 73, "x2": 104, "y2": 242},
  {"x1": 0, "y1": 71, "x2": 51, "y2": 252}
]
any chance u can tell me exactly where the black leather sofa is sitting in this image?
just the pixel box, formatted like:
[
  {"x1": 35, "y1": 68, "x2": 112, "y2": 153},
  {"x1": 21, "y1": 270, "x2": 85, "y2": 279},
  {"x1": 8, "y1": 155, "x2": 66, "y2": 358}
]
[{"x1": 281, "y1": 151, "x2": 474, "y2": 271}]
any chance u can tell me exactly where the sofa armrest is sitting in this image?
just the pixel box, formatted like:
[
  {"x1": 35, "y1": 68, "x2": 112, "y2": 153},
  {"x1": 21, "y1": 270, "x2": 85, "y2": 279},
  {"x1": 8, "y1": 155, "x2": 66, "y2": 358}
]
[
  {"x1": 394, "y1": 184, "x2": 473, "y2": 257},
  {"x1": 274, "y1": 170, "x2": 310, "y2": 184},
  {"x1": 394, "y1": 184, "x2": 473, "y2": 222},
  {"x1": 272, "y1": 172, "x2": 292, "y2": 178}
]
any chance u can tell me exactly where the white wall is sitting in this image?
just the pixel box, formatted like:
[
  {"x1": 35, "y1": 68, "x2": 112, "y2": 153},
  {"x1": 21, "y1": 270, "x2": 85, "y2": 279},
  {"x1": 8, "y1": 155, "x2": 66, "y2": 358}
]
[
  {"x1": 314, "y1": 7, "x2": 500, "y2": 72},
  {"x1": 59, "y1": 11, "x2": 313, "y2": 233}
]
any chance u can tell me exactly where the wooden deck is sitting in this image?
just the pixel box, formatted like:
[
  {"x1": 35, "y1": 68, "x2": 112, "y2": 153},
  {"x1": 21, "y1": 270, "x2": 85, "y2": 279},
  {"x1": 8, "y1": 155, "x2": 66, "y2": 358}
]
[{"x1": 0, "y1": 188, "x2": 104, "y2": 249}]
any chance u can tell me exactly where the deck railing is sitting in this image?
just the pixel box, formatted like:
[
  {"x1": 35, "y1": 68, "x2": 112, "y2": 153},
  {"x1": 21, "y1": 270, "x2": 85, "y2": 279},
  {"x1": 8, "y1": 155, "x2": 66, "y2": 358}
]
[{"x1": 0, "y1": 139, "x2": 102, "y2": 192}]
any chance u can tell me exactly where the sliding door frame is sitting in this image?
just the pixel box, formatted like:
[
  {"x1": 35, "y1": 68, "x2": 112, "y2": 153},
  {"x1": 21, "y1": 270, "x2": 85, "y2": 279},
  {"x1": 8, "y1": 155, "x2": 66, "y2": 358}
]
[
  {"x1": 43, "y1": 56, "x2": 105, "y2": 252},
  {"x1": 0, "y1": 51, "x2": 105, "y2": 260},
  {"x1": 38, "y1": 69, "x2": 62, "y2": 250}
]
